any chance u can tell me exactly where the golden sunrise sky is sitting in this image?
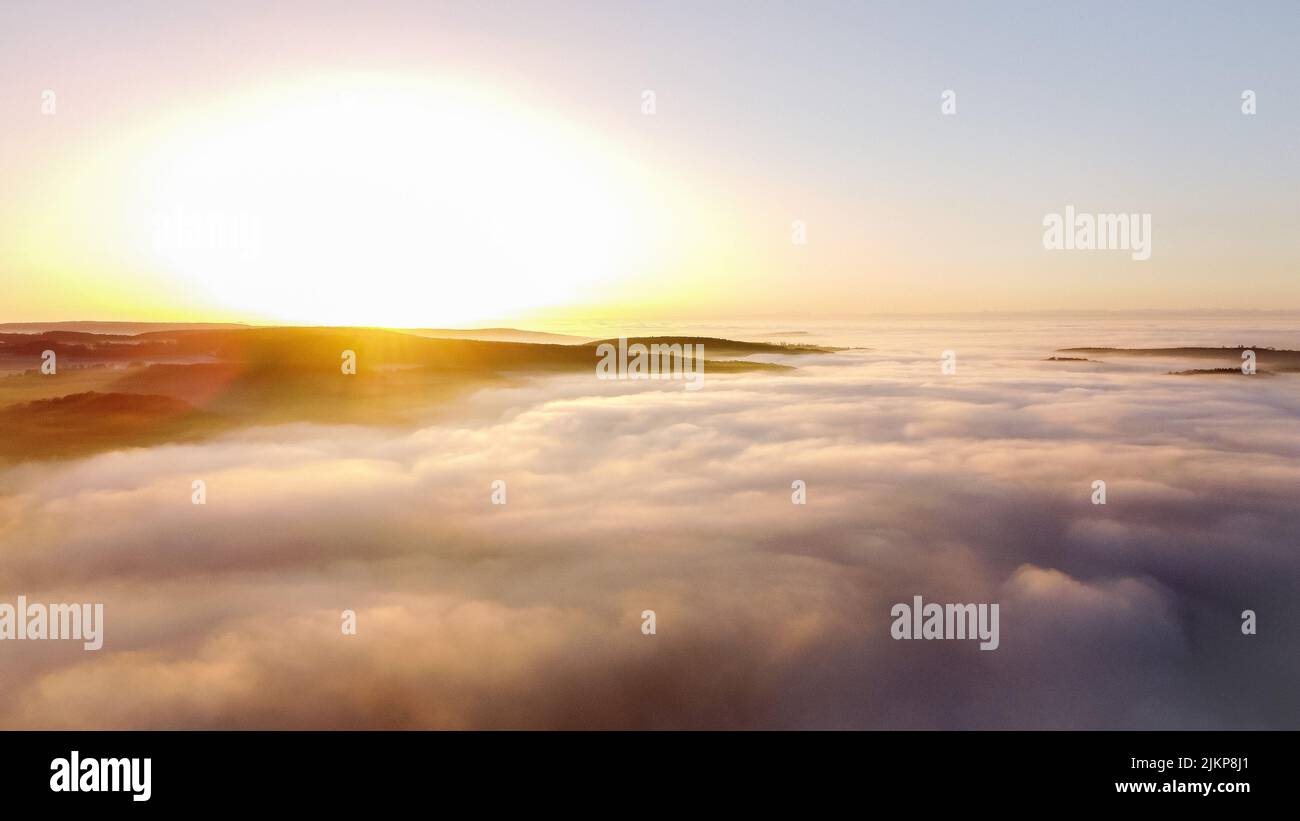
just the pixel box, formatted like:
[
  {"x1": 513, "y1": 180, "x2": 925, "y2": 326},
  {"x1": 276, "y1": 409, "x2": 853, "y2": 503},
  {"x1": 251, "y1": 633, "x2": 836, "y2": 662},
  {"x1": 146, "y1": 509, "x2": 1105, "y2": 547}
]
[{"x1": 2, "y1": 1, "x2": 1297, "y2": 325}]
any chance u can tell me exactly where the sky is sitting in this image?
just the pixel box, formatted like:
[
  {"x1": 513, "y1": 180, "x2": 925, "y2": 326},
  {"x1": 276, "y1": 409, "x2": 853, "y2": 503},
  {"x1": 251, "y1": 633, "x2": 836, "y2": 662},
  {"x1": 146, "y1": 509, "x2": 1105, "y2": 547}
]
[{"x1": 1, "y1": 0, "x2": 1298, "y2": 325}]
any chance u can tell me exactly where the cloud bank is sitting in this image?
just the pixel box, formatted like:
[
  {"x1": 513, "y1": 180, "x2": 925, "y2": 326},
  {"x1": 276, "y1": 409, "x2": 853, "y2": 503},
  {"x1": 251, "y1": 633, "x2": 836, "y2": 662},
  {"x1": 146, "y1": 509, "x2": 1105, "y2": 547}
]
[{"x1": 1, "y1": 333, "x2": 1296, "y2": 728}]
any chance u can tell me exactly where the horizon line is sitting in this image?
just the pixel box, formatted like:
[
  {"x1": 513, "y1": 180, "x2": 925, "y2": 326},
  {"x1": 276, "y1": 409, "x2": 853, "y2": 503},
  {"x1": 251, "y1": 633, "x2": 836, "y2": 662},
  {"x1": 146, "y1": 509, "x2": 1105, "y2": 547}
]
[{"x1": 4, "y1": 307, "x2": 1300, "y2": 330}]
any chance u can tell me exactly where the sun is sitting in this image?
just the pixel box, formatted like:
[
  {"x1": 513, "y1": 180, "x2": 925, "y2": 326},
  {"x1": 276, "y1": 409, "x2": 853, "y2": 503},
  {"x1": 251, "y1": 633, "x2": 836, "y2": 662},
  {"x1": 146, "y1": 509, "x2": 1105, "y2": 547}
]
[{"x1": 125, "y1": 74, "x2": 661, "y2": 327}]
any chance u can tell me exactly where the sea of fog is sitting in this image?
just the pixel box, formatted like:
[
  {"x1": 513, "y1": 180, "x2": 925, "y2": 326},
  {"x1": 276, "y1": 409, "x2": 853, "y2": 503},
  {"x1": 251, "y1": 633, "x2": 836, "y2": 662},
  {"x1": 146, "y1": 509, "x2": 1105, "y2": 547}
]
[{"x1": 0, "y1": 312, "x2": 1296, "y2": 728}]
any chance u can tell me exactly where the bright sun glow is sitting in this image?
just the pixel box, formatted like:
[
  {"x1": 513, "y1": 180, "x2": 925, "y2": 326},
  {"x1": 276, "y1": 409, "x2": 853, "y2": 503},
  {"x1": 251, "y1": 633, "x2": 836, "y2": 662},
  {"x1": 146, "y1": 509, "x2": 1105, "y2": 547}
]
[{"x1": 123, "y1": 74, "x2": 663, "y2": 326}]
